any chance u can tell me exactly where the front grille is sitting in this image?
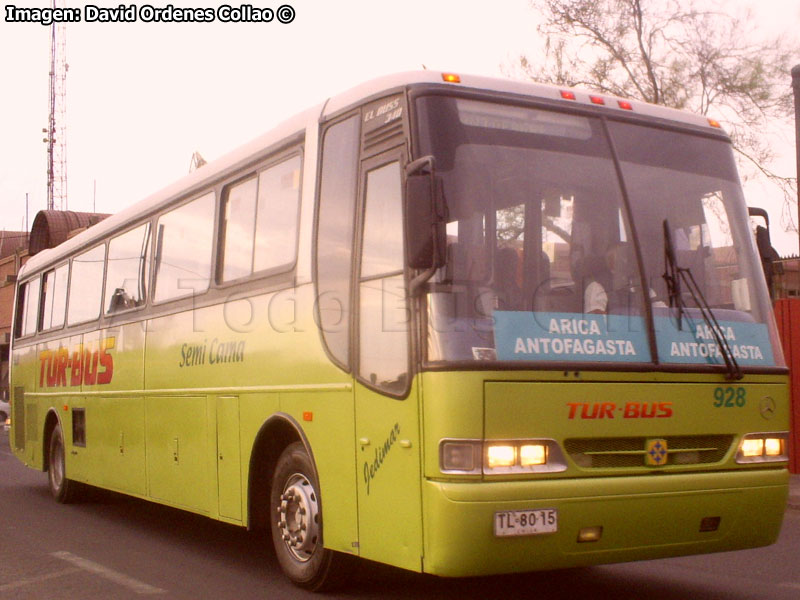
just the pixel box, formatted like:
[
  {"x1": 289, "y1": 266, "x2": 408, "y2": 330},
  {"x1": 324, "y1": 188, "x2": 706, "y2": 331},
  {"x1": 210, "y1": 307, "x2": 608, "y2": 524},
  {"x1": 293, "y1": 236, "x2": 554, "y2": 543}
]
[
  {"x1": 362, "y1": 120, "x2": 404, "y2": 153},
  {"x1": 564, "y1": 435, "x2": 734, "y2": 468}
]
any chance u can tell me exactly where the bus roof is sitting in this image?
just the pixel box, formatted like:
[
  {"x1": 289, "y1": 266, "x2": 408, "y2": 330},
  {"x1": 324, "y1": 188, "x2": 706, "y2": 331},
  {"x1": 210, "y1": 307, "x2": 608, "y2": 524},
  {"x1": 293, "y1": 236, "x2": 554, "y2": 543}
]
[{"x1": 19, "y1": 71, "x2": 726, "y2": 279}]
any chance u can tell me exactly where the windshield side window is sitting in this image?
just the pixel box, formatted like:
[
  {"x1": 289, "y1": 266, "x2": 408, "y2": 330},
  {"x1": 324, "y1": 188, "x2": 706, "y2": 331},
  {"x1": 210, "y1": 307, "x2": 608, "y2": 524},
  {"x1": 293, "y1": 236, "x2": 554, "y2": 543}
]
[{"x1": 315, "y1": 115, "x2": 360, "y2": 369}]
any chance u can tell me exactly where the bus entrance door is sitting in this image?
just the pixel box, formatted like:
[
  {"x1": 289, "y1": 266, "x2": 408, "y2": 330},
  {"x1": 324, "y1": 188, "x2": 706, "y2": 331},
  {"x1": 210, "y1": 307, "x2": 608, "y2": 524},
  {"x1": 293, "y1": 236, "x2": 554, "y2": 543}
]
[
  {"x1": 353, "y1": 153, "x2": 422, "y2": 571},
  {"x1": 354, "y1": 382, "x2": 422, "y2": 571}
]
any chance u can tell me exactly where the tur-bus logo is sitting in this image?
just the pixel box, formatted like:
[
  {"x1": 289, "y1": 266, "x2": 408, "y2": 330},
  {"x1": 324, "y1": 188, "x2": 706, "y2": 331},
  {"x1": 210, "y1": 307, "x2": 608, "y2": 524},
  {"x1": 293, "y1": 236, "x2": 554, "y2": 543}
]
[{"x1": 38, "y1": 337, "x2": 115, "y2": 388}]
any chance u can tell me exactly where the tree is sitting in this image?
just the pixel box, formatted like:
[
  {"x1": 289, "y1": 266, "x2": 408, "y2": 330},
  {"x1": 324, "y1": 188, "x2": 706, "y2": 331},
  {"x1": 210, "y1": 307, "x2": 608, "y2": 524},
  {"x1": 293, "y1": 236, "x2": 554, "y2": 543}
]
[{"x1": 512, "y1": 0, "x2": 798, "y2": 236}]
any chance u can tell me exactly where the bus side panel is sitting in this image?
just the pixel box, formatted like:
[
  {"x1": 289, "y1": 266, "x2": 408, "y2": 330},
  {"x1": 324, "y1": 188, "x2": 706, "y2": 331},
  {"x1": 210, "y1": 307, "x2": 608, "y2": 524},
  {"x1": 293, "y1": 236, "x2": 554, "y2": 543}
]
[
  {"x1": 69, "y1": 325, "x2": 147, "y2": 495},
  {"x1": 142, "y1": 283, "x2": 360, "y2": 549},
  {"x1": 273, "y1": 389, "x2": 358, "y2": 556},
  {"x1": 145, "y1": 395, "x2": 211, "y2": 512},
  {"x1": 244, "y1": 283, "x2": 358, "y2": 554},
  {"x1": 35, "y1": 336, "x2": 81, "y2": 471},
  {"x1": 216, "y1": 393, "x2": 243, "y2": 521},
  {"x1": 144, "y1": 310, "x2": 215, "y2": 514},
  {"x1": 10, "y1": 343, "x2": 39, "y2": 466}
]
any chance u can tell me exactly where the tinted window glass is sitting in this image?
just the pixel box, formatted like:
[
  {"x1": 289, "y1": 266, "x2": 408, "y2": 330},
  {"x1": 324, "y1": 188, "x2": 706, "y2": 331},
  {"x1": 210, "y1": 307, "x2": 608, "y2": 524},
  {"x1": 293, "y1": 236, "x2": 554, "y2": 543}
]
[
  {"x1": 105, "y1": 223, "x2": 150, "y2": 313},
  {"x1": 359, "y1": 161, "x2": 408, "y2": 393},
  {"x1": 41, "y1": 264, "x2": 69, "y2": 330},
  {"x1": 220, "y1": 156, "x2": 302, "y2": 282},
  {"x1": 254, "y1": 155, "x2": 302, "y2": 272},
  {"x1": 316, "y1": 116, "x2": 360, "y2": 368},
  {"x1": 154, "y1": 192, "x2": 215, "y2": 302},
  {"x1": 361, "y1": 162, "x2": 404, "y2": 278},
  {"x1": 220, "y1": 177, "x2": 258, "y2": 281},
  {"x1": 17, "y1": 277, "x2": 41, "y2": 337},
  {"x1": 68, "y1": 245, "x2": 106, "y2": 325}
]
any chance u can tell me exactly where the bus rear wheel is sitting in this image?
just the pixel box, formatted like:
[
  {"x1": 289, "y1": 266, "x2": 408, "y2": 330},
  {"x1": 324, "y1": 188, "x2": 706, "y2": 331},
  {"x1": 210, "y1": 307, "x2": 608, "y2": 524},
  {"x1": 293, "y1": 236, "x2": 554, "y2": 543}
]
[
  {"x1": 47, "y1": 423, "x2": 81, "y2": 503},
  {"x1": 269, "y1": 442, "x2": 353, "y2": 591}
]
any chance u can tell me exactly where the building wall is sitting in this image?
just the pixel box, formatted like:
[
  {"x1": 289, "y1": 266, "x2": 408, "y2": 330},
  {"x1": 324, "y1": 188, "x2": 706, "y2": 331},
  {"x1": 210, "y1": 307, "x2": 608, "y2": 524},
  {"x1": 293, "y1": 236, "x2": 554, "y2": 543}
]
[{"x1": 773, "y1": 258, "x2": 800, "y2": 300}]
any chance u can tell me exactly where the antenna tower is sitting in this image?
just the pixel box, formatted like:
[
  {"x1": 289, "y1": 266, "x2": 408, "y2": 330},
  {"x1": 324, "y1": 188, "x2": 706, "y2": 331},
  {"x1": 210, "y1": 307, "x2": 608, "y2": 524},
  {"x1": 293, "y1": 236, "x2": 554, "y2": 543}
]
[{"x1": 45, "y1": 0, "x2": 68, "y2": 211}]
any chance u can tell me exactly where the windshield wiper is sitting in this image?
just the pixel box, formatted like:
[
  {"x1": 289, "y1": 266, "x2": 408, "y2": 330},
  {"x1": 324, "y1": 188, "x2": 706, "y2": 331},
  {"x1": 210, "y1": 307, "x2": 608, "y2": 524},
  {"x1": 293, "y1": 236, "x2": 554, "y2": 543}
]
[
  {"x1": 662, "y1": 219, "x2": 742, "y2": 380},
  {"x1": 662, "y1": 220, "x2": 685, "y2": 330}
]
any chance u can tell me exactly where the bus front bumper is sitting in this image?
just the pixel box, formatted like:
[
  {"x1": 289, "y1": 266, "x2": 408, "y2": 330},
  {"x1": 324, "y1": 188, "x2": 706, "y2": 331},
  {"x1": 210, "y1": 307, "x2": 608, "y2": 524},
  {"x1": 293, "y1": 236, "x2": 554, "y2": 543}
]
[{"x1": 421, "y1": 469, "x2": 788, "y2": 577}]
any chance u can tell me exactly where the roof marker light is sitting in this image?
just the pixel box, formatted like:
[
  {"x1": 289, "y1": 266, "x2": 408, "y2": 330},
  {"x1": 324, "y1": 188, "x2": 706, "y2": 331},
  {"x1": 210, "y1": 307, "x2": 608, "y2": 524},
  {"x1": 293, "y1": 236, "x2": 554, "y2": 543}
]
[
  {"x1": 442, "y1": 73, "x2": 461, "y2": 83},
  {"x1": 617, "y1": 100, "x2": 633, "y2": 110},
  {"x1": 589, "y1": 95, "x2": 605, "y2": 105},
  {"x1": 560, "y1": 90, "x2": 576, "y2": 100},
  {"x1": 708, "y1": 118, "x2": 721, "y2": 128}
]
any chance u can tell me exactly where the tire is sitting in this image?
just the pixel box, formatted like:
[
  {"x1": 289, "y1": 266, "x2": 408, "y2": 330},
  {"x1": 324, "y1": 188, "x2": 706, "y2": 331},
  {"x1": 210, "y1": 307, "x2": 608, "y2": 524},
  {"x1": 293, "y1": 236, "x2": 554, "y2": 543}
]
[
  {"x1": 47, "y1": 423, "x2": 80, "y2": 504},
  {"x1": 269, "y1": 442, "x2": 354, "y2": 591}
]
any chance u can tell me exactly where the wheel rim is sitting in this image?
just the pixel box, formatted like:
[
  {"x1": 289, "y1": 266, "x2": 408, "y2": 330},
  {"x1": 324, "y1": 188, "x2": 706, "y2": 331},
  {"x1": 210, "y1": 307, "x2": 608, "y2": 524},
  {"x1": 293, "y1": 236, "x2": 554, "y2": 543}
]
[
  {"x1": 276, "y1": 472, "x2": 320, "y2": 562},
  {"x1": 49, "y1": 433, "x2": 64, "y2": 492}
]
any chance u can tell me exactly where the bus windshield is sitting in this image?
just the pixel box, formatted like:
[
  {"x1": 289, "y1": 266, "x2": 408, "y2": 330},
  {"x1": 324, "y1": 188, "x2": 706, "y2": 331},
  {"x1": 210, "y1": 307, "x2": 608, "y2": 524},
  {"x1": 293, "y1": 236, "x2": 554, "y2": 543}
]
[{"x1": 415, "y1": 95, "x2": 783, "y2": 369}]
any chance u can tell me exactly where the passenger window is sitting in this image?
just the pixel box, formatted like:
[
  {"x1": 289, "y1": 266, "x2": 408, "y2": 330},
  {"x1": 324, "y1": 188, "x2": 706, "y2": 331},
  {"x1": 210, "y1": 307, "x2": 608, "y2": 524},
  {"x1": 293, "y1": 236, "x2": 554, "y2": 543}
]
[
  {"x1": 316, "y1": 116, "x2": 360, "y2": 369},
  {"x1": 105, "y1": 223, "x2": 151, "y2": 314},
  {"x1": 358, "y1": 161, "x2": 409, "y2": 394},
  {"x1": 254, "y1": 155, "x2": 301, "y2": 272},
  {"x1": 154, "y1": 192, "x2": 215, "y2": 302},
  {"x1": 220, "y1": 177, "x2": 258, "y2": 281},
  {"x1": 219, "y1": 155, "x2": 302, "y2": 282},
  {"x1": 41, "y1": 264, "x2": 69, "y2": 330},
  {"x1": 67, "y1": 244, "x2": 106, "y2": 325},
  {"x1": 16, "y1": 277, "x2": 41, "y2": 338}
]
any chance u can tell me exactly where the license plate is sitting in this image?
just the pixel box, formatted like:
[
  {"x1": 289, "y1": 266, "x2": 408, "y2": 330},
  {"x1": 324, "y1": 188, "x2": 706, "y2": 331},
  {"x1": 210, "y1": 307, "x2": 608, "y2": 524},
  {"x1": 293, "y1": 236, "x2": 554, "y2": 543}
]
[{"x1": 494, "y1": 509, "x2": 558, "y2": 537}]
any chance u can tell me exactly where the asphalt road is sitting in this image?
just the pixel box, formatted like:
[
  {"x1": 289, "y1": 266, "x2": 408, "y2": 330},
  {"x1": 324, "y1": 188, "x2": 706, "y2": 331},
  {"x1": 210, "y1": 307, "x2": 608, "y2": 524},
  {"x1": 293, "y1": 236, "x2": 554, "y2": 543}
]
[{"x1": 1, "y1": 427, "x2": 799, "y2": 599}]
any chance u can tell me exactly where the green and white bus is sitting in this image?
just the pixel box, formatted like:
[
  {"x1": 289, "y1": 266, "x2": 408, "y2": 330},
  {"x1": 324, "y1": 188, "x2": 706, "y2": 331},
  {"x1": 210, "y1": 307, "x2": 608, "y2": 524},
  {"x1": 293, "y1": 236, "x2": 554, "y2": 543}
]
[{"x1": 9, "y1": 72, "x2": 790, "y2": 590}]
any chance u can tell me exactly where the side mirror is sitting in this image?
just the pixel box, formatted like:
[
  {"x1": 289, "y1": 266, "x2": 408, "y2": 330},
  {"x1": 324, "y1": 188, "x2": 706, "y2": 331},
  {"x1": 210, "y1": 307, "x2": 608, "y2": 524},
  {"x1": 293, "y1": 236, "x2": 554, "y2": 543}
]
[{"x1": 404, "y1": 160, "x2": 447, "y2": 271}]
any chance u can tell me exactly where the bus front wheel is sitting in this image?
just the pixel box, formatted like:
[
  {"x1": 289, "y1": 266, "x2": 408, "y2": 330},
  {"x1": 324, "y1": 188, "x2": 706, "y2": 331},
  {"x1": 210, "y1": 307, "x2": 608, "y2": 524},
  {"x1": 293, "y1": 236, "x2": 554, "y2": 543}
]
[
  {"x1": 269, "y1": 442, "x2": 353, "y2": 591},
  {"x1": 47, "y1": 423, "x2": 80, "y2": 503}
]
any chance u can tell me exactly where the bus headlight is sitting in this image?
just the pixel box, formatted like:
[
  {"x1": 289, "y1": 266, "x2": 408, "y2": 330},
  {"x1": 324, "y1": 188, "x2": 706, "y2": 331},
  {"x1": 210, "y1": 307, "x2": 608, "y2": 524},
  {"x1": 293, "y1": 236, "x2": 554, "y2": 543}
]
[
  {"x1": 439, "y1": 439, "x2": 567, "y2": 474},
  {"x1": 486, "y1": 444, "x2": 516, "y2": 468},
  {"x1": 484, "y1": 440, "x2": 565, "y2": 474},
  {"x1": 520, "y1": 444, "x2": 548, "y2": 466},
  {"x1": 736, "y1": 433, "x2": 788, "y2": 463},
  {"x1": 440, "y1": 440, "x2": 482, "y2": 474}
]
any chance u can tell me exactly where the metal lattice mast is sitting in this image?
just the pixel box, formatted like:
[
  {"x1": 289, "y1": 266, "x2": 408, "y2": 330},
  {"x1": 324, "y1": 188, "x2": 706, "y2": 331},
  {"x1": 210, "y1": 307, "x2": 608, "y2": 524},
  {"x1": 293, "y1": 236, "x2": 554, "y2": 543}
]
[{"x1": 45, "y1": 0, "x2": 68, "y2": 211}]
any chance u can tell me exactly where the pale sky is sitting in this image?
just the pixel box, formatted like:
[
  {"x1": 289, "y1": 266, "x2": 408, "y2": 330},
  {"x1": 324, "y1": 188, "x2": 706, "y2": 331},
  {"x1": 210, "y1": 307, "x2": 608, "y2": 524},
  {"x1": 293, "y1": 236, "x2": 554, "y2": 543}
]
[{"x1": 1, "y1": 0, "x2": 799, "y2": 253}]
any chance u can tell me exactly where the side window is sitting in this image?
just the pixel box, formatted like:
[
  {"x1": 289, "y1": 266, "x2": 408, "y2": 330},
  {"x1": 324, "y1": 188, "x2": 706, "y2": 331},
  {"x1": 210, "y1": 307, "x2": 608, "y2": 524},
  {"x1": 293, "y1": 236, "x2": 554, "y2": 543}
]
[
  {"x1": 254, "y1": 155, "x2": 302, "y2": 272},
  {"x1": 220, "y1": 177, "x2": 258, "y2": 281},
  {"x1": 154, "y1": 192, "x2": 215, "y2": 302},
  {"x1": 219, "y1": 155, "x2": 302, "y2": 282},
  {"x1": 41, "y1": 264, "x2": 69, "y2": 330},
  {"x1": 316, "y1": 116, "x2": 360, "y2": 368},
  {"x1": 68, "y1": 244, "x2": 106, "y2": 325},
  {"x1": 105, "y1": 223, "x2": 151, "y2": 314},
  {"x1": 358, "y1": 161, "x2": 408, "y2": 394},
  {"x1": 16, "y1": 277, "x2": 41, "y2": 338}
]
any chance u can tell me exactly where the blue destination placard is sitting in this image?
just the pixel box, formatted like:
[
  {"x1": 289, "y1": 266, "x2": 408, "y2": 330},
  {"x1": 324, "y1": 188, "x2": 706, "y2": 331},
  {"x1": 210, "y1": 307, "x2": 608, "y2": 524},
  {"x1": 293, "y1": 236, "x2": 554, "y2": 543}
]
[
  {"x1": 494, "y1": 312, "x2": 651, "y2": 363},
  {"x1": 655, "y1": 317, "x2": 774, "y2": 366}
]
